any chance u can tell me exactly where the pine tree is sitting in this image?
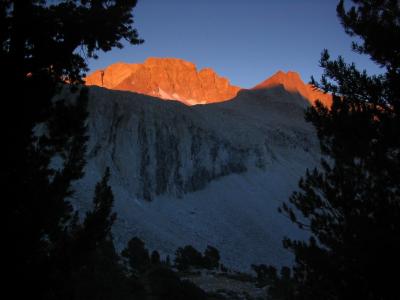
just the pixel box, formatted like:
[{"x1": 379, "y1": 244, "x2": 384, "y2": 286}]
[
  {"x1": 203, "y1": 245, "x2": 220, "y2": 270},
  {"x1": 1, "y1": 1, "x2": 143, "y2": 298},
  {"x1": 151, "y1": 250, "x2": 161, "y2": 265},
  {"x1": 174, "y1": 245, "x2": 204, "y2": 271},
  {"x1": 69, "y1": 168, "x2": 117, "y2": 264},
  {"x1": 122, "y1": 237, "x2": 151, "y2": 275},
  {"x1": 279, "y1": 1, "x2": 400, "y2": 299},
  {"x1": 49, "y1": 168, "x2": 136, "y2": 300},
  {"x1": 73, "y1": 169, "x2": 140, "y2": 300}
]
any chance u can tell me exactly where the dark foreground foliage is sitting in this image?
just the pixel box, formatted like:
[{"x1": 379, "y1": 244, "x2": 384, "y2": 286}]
[
  {"x1": 265, "y1": 1, "x2": 400, "y2": 299},
  {"x1": 175, "y1": 245, "x2": 221, "y2": 271},
  {"x1": 1, "y1": 1, "x2": 144, "y2": 299}
]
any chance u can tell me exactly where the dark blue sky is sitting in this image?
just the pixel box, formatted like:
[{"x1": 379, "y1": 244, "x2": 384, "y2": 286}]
[{"x1": 87, "y1": 0, "x2": 382, "y2": 88}]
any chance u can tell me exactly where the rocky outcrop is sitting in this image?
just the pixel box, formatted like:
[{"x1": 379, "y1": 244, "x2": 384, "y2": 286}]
[
  {"x1": 68, "y1": 80, "x2": 319, "y2": 271},
  {"x1": 85, "y1": 58, "x2": 241, "y2": 105},
  {"x1": 252, "y1": 70, "x2": 332, "y2": 107},
  {"x1": 86, "y1": 59, "x2": 332, "y2": 107}
]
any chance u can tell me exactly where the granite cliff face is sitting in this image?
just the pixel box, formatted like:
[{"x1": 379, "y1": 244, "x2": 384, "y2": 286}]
[
  {"x1": 86, "y1": 58, "x2": 332, "y2": 107},
  {"x1": 85, "y1": 58, "x2": 241, "y2": 105},
  {"x1": 64, "y1": 81, "x2": 318, "y2": 270},
  {"x1": 252, "y1": 70, "x2": 332, "y2": 107},
  {"x1": 77, "y1": 58, "x2": 329, "y2": 270}
]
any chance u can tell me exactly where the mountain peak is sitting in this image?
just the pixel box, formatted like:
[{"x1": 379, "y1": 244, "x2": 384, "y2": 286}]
[
  {"x1": 253, "y1": 70, "x2": 303, "y2": 90},
  {"x1": 85, "y1": 59, "x2": 331, "y2": 107},
  {"x1": 144, "y1": 57, "x2": 197, "y2": 70},
  {"x1": 252, "y1": 71, "x2": 332, "y2": 106},
  {"x1": 85, "y1": 58, "x2": 240, "y2": 105}
]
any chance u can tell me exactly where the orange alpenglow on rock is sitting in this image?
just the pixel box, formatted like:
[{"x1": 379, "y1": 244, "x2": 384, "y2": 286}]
[
  {"x1": 252, "y1": 70, "x2": 332, "y2": 107},
  {"x1": 85, "y1": 57, "x2": 241, "y2": 105},
  {"x1": 85, "y1": 58, "x2": 332, "y2": 107}
]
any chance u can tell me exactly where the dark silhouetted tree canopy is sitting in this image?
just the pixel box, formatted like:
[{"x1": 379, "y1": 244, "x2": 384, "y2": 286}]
[
  {"x1": 203, "y1": 245, "x2": 220, "y2": 270},
  {"x1": 122, "y1": 237, "x2": 151, "y2": 275},
  {"x1": 174, "y1": 245, "x2": 204, "y2": 271},
  {"x1": 1, "y1": 1, "x2": 142, "y2": 299},
  {"x1": 151, "y1": 250, "x2": 161, "y2": 265},
  {"x1": 278, "y1": 1, "x2": 400, "y2": 299},
  {"x1": 147, "y1": 266, "x2": 207, "y2": 300}
]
